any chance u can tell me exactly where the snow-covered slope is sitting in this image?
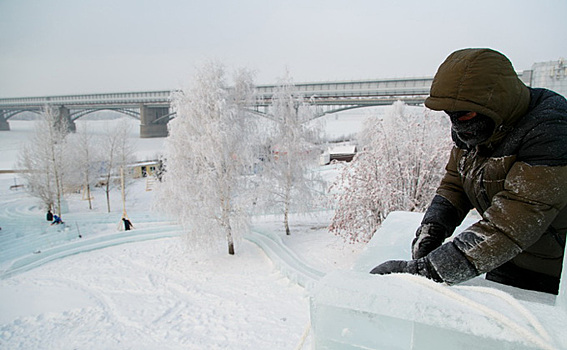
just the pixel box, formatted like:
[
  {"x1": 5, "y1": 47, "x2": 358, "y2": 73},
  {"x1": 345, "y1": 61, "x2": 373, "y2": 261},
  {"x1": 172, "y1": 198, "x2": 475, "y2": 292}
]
[{"x1": 0, "y1": 171, "x2": 361, "y2": 349}]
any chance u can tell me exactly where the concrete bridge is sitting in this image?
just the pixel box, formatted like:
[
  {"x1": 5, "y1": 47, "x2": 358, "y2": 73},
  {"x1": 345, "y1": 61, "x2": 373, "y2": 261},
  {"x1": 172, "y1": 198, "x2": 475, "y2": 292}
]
[
  {"x1": 0, "y1": 77, "x2": 435, "y2": 137},
  {"x1": 0, "y1": 70, "x2": 536, "y2": 138},
  {"x1": 0, "y1": 90, "x2": 173, "y2": 138}
]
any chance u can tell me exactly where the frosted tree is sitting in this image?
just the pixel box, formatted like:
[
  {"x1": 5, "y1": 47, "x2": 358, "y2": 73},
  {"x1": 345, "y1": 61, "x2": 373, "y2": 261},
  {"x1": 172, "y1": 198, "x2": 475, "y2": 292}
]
[
  {"x1": 256, "y1": 73, "x2": 325, "y2": 235},
  {"x1": 66, "y1": 122, "x2": 102, "y2": 210},
  {"x1": 100, "y1": 119, "x2": 135, "y2": 213},
  {"x1": 156, "y1": 62, "x2": 258, "y2": 255},
  {"x1": 329, "y1": 101, "x2": 451, "y2": 243},
  {"x1": 18, "y1": 105, "x2": 69, "y2": 217}
]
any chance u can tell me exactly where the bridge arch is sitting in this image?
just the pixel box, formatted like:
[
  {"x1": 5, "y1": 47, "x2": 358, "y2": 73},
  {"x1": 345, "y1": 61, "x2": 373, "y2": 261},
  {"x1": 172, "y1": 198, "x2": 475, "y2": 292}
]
[
  {"x1": 151, "y1": 111, "x2": 177, "y2": 124},
  {"x1": 247, "y1": 97, "x2": 424, "y2": 122},
  {"x1": 3, "y1": 109, "x2": 42, "y2": 120},
  {"x1": 70, "y1": 108, "x2": 141, "y2": 122}
]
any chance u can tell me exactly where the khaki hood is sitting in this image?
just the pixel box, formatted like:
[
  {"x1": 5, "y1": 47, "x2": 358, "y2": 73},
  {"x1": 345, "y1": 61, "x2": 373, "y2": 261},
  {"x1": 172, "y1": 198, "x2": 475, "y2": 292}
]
[{"x1": 425, "y1": 48, "x2": 530, "y2": 129}]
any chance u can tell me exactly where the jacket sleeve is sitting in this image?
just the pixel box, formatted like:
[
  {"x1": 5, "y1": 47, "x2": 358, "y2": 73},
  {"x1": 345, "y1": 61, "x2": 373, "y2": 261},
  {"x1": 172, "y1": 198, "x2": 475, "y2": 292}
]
[
  {"x1": 433, "y1": 146, "x2": 474, "y2": 226},
  {"x1": 411, "y1": 148, "x2": 475, "y2": 263},
  {"x1": 429, "y1": 162, "x2": 567, "y2": 284}
]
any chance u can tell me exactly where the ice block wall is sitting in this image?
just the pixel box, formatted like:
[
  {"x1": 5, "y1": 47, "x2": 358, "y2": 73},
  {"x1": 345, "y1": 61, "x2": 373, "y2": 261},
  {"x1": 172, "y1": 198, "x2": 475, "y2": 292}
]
[{"x1": 309, "y1": 211, "x2": 567, "y2": 350}]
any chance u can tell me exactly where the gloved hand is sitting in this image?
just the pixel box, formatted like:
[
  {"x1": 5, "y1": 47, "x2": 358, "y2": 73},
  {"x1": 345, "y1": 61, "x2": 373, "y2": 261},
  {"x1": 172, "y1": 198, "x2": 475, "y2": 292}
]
[
  {"x1": 411, "y1": 223, "x2": 448, "y2": 259},
  {"x1": 369, "y1": 257, "x2": 443, "y2": 283}
]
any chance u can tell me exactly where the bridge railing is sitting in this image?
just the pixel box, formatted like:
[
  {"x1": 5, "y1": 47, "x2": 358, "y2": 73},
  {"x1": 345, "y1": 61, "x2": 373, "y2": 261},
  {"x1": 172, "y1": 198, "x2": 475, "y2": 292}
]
[
  {"x1": 256, "y1": 77, "x2": 432, "y2": 96},
  {"x1": 0, "y1": 90, "x2": 173, "y2": 109},
  {"x1": 253, "y1": 78, "x2": 432, "y2": 107},
  {"x1": 0, "y1": 78, "x2": 436, "y2": 114}
]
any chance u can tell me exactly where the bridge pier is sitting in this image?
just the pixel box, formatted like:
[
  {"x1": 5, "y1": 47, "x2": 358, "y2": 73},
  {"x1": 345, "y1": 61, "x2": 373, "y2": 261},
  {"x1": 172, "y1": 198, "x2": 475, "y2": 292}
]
[
  {"x1": 56, "y1": 106, "x2": 76, "y2": 133},
  {"x1": 140, "y1": 105, "x2": 169, "y2": 138},
  {"x1": 0, "y1": 111, "x2": 9, "y2": 131}
]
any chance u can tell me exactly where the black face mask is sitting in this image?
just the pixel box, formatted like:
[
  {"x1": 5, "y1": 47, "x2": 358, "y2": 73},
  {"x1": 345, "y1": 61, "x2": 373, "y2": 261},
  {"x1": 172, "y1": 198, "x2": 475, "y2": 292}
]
[{"x1": 446, "y1": 111, "x2": 495, "y2": 147}]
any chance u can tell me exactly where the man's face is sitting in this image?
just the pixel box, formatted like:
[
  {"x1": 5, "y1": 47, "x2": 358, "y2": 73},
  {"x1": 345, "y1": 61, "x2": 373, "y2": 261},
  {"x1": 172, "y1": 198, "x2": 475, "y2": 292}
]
[{"x1": 445, "y1": 111, "x2": 495, "y2": 147}]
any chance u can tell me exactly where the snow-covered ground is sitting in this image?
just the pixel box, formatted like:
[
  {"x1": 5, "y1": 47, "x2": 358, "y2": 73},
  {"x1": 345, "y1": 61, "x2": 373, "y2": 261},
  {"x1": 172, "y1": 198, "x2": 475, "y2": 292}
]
[
  {"x1": 0, "y1": 115, "x2": 368, "y2": 349},
  {"x1": 2, "y1": 110, "x2": 566, "y2": 349}
]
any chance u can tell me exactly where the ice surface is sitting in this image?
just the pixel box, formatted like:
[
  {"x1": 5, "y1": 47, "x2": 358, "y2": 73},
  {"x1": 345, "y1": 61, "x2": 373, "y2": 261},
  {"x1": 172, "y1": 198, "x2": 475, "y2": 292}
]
[
  {"x1": 245, "y1": 229, "x2": 325, "y2": 289},
  {"x1": 0, "y1": 172, "x2": 182, "y2": 278},
  {"x1": 310, "y1": 211, "x2": 567, "y2": 350}
]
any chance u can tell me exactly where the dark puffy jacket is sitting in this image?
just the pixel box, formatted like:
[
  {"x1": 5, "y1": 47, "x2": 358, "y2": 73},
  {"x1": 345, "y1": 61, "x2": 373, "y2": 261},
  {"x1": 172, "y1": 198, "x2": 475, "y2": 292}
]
[{"x1": 421, "y1": 48, "x2": 567, "y2": 294}]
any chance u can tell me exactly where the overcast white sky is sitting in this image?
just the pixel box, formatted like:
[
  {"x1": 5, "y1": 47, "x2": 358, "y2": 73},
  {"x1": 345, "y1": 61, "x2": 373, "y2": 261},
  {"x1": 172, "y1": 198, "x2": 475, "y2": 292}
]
[{"x1": 1, "y1": 0, "x2": 566, "y2": 97}]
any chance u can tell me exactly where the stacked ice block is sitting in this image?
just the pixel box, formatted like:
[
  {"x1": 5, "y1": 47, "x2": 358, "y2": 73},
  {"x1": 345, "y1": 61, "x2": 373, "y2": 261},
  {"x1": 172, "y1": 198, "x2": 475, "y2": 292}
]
[{"x1": 310, "y1": 211, "x2": 567, "y2": 350}]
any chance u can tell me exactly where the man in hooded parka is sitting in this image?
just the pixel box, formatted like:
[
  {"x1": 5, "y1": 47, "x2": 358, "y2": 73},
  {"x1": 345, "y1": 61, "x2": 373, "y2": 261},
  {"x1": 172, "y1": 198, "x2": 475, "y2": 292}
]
[{"x1": 370, "y1": 48, "x2": 567, "y2": 295}]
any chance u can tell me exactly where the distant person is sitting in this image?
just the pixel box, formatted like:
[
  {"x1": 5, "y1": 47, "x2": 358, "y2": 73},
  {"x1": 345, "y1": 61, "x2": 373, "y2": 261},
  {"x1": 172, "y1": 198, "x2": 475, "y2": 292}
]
[
  {"x1": 51, "y1": 215, "x2": 63, "y2": 225},
  {"x1": 370, "y1": 48, "x2": 567, "y2": 295},
  {"x1": 122, "y1": 217, "x2": 134, "y2": 231},
  {"x1": 46, "y1": 209, "x2": 53, "y2": 222}
]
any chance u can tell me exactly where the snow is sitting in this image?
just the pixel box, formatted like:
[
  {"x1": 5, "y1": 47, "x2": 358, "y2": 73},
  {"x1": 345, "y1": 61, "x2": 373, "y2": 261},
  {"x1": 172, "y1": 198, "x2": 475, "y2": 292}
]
[
  {"x1": 2, "y1": 112, "x2": 566, "y2": 350},
  {"x1": 1, "y1": 237, "x2": 310, "y2": 349},
  {"x1": 327, "y1": 144, "x2": 356, "y2": 155},
  {"x1": 0, "y1": 117, "x2": 365, "y2": 349},
  {"x1": 0, "y1": 166, "x2": 361, "y2": 349}
]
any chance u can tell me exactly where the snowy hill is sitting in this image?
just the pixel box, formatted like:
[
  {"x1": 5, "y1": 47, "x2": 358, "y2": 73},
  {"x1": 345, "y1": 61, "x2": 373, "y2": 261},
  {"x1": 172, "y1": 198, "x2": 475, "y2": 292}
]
[
  {"x1": 0, "y1": 116, "x2": 368, "y2": 349},
  {"x1": 2, "y1": 113, "x2": 566, "y2": 350},
  {"x1": 0, "y1": 165, "x2": 362, "y2": 349}
]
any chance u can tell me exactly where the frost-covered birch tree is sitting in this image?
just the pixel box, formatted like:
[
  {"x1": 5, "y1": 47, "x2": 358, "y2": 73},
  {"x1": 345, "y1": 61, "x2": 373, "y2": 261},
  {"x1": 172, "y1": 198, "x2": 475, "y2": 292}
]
[
  {"x1": 329, "y1": 101, "x2": 451, "y2": 243},
  {"x1": 66, "y1": 122, "x2": 102, "y2": 210},
  {"x1": 256, "y1": 73, "x2": 325, "y2": 235},
  {"x1": 156, "y1": 62, "x2": 258, "y2": 255},
  {"x1": 18, "y1": 105, "x2": 69, "y2": 216},
  {"x1": 100, "y1": 119, "x2": 134, "y2": 213}
]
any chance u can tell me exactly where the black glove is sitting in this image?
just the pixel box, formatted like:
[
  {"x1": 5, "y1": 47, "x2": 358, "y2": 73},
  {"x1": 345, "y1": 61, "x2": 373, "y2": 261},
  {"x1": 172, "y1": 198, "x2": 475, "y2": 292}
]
[
  {"x1": 411, "y1": 223, "x2": 448, "y2": 259},
  {"x1": 412, "y1": 195, "x2": 466, "y2": 259},
  {"x1": 369, "y1": 258, "x2": 443, "y2": 283}
]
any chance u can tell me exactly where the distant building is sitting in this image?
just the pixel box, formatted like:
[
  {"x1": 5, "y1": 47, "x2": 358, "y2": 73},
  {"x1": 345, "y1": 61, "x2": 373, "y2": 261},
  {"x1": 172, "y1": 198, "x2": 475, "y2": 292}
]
[
  {"x1": 128, "y1": 160, "x2": 160, "y2": 178},
  {"x1": 320, "y1": 144, "x2": 357, "y2": 165},
  {"x1": 522, "y1": 58, "x2": 567, "y2": 97}
]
